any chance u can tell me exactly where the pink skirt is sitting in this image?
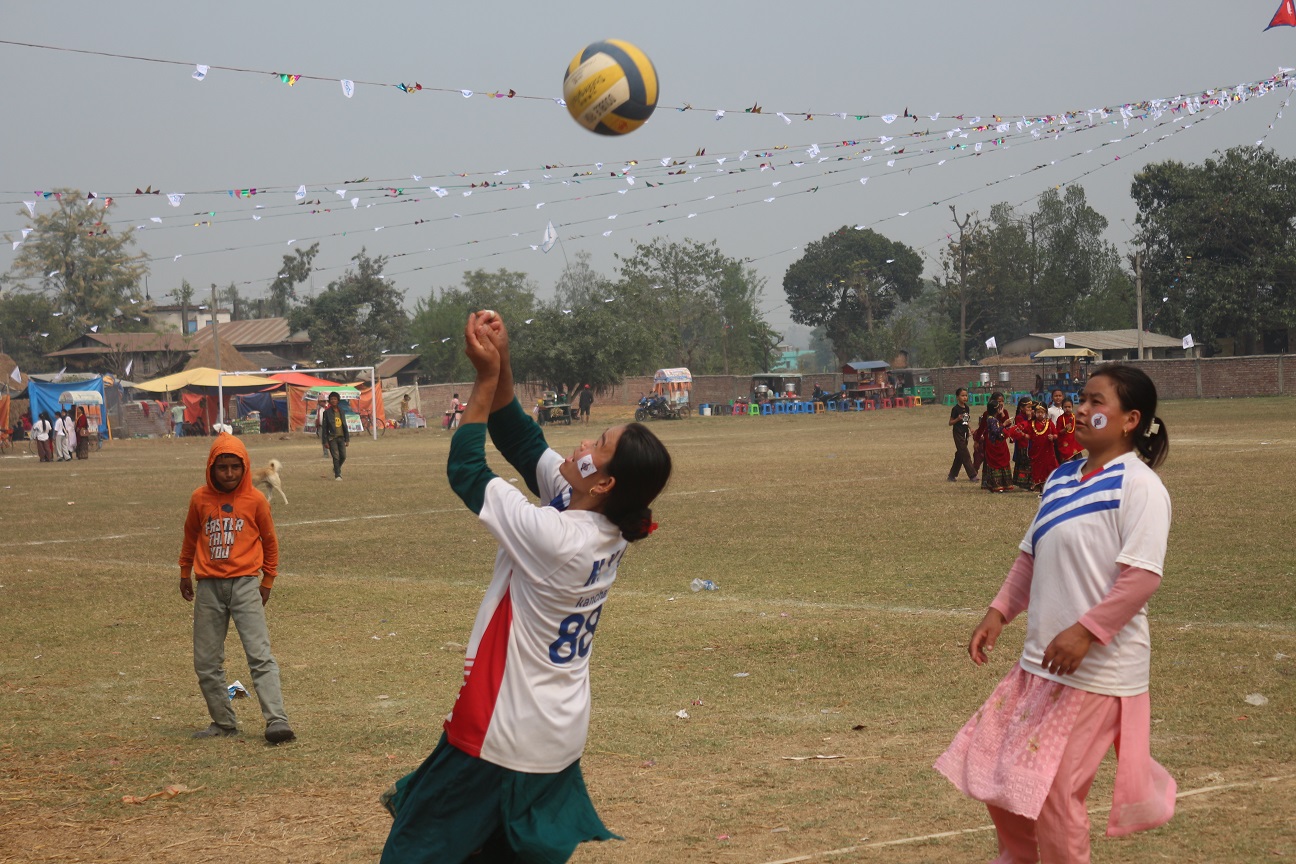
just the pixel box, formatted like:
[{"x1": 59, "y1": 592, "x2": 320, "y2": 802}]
[
  {"x1": 935, "y1": 663, "x2": 1176, "y2": 834},
  {"x1": 935, "y1": 663, "x2": 1086, "y2": 819}
]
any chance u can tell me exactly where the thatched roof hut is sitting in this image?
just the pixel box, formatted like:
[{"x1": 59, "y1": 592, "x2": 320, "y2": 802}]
[{"x1": 184, "y1": 337, "x2": 261, "y2": 372}]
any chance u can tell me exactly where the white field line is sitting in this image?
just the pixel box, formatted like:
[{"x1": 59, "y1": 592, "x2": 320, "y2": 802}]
[
  {"x1": 758, "y1": 774, "x2": 1296, "y2": 864},
  {"x1": 11, "y1": 508, "x2": 462, "y2": 546}
]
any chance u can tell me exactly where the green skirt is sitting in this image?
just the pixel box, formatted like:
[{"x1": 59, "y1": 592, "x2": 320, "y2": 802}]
[{"x1": 380, "y1": 734, "x2": 620, "y2": 864}]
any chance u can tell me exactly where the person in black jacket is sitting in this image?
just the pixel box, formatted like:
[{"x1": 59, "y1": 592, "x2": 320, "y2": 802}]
[{"x1": 320, "y1": 392, "x2": 350, "y2": 480}]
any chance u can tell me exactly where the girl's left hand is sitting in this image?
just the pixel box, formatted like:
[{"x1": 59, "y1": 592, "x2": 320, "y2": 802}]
[{"x1": 1041, "y1": 623, "x2": 1097, "y2": 676}]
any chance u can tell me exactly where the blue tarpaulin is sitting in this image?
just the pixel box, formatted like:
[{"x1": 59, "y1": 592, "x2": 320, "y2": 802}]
[
  {"x1": 236, "y1": 392, "x2": 286, "y2": 431},
  {"x1": 28, "y1": 377, "x2": 107, "y2": 435}
]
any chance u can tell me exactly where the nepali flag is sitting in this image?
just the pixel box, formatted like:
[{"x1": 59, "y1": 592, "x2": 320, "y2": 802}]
[{"x1": 1267, "y1": 0, "x2": 1296, "y2": 29}]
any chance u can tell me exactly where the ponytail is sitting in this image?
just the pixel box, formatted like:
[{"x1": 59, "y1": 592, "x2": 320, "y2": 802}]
[
  {"x1": 601, "y1": 423, "x2": 672, "y2": 543},
  {"x1": 1134, "y1": 415, "x2": 1169, "y2": 470}
]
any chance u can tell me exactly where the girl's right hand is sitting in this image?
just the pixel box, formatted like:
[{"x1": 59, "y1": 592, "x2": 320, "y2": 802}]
[
  {"x1": 464, "y1": 312, "x2": 501, "y2": 377},
  {"x1": 969, "y1": 608, "x2": 1006, "y2": 666}
]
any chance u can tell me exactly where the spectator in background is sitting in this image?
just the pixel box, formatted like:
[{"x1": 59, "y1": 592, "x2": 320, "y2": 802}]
[
  {"x1": 321, "y1": 392, "x2": 349, "y2": 480},
  {"x1": 33, "y1": 411, "x2": 54, "y2": 462},
  {"x1": 947, "y1": 388, "x2": 977, "y2": 483},
  {"x1": 171, "y1": 402, "x2": 185, "y2": 437},
  {"x1": 54, "y1": 409, "x2": 72, "y2": 462},
  {"x1": 74, "y1": 407, "x2": 91, "y2": 460},
  {"x1": 578, "y1": 384, "x2": 594, "y2": 424}
]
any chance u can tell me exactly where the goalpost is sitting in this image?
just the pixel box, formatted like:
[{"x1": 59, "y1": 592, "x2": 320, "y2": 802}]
[{"x1": 217, "y1": 366, "x2": 380, "y2": 441}]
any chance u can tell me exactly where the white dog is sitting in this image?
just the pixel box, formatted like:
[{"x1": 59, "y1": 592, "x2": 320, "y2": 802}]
[{"x1": 252, "y1": 458, "x2": 288, "y2": 505}]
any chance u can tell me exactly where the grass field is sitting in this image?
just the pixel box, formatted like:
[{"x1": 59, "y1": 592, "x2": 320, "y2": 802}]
[{"x1": 1, "y1": 398, "x2": 1293, "y2": 863}]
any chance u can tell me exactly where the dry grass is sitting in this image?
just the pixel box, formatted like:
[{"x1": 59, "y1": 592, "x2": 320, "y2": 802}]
[{"x1": 1, "y1": 398, "x2": 1293, "y2": 863}]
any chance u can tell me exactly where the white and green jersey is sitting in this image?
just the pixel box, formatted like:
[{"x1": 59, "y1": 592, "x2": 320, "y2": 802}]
[{"x1": 443, "y1": 402, "x2": 628, "y2": 773}]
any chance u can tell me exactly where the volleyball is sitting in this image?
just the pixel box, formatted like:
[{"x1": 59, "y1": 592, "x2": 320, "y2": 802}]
[{"x1": 562, "y1": 39, "x2": 658, "y2": 135}]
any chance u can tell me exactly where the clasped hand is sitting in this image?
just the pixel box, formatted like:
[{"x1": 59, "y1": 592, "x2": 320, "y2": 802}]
[{"x1": 464, "y1": 311, "x2": 507, "y2": 377}]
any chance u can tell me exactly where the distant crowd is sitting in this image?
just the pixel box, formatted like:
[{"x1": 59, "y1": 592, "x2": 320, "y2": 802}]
[{"x1": 948, "y1": 388, "x2": 1082, "y2": 493}]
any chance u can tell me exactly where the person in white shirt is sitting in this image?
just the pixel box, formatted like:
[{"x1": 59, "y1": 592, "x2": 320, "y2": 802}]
[
  {"x1": 54, "y1": 410, "x2": 73, "y2": 461},
  {"x1": 381, "y1": 311, "x2": 672, "y2": 864},
  {"x1": 32, "y1": 411, "x2": 54, "y2": 462},
  {"x1": 936, "y1": 364, "x2": 1175, "y2": 864},
  {"x1": 1047, "y1": 388, "x2": 1066, "y2": 423}
]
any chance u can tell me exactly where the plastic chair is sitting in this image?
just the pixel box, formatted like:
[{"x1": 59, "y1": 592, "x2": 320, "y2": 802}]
[
  {"x1": 748, "y1": 403, "x2": 761, "y2": 416},
  {"x1": 881, "y1": 397, "x2": 893, "y2": 409},
  {"x1": 760, "y1": 402, "x2": 774, "y2": 416},
  {"x1": 814, "y1": 402, "x2": 826, "y2": 414},
  {"x1": 864, "y1": 400, "x2": 875, "y2": 411},
  {"x1": 943, "y1": 394, "x2": 956, "y2": 407},
  {"x1": 913, "y1": 396, "x2": 923, "y2": 407},
  {"x1": 826, "y1": 401, "x2": 837, "y2": 412}
]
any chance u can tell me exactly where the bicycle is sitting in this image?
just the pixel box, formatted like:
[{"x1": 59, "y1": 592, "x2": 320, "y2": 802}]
[{"x1": 357, "y1": 410, "x2": 388, "y2": 438}]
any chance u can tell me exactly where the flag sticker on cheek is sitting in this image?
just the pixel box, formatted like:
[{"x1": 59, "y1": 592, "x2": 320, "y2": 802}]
[
  {"x1": 1091, "y1": 413, "x2": 1108, "y2": 430},
  {"x1": 577, "y1": 454, "x2": 598, "y2": 478}
]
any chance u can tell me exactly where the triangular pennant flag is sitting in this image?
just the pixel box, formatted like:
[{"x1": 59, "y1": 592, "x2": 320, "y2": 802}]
[
  {"x1": 125, "y1": 358, "x2": 134, "y2": 377},
  {"x1": 541, "y1": 221, "x2": 558, "y2": 253},
  {"x1": 24, "y1": 201, "x2": 36, "y2": 217},
  {"x1": 53, "y1": 366, "x2": 66, "y2": 383},
  {"x1": 193, "y1": 64, "x2": 209, "y2": 81},
  {"x1": 1053, "y1": 335, "x2": 1066, "y2": 349},
  {"x1": 1182, "y1": 334, "x2": 1195, "y2": 349},
  {"x1": 21, "y1": 228, "x2": 33, "y2": 239},
  {"x1": 985, "y1": 336, "x2": 997, "y2": 350},
  {"x1": 295, "y1": 185, "x2": 307, "y2": 201},
  {"x1": 10, "y1": 364, "x2": 21, "y2": 383},
  {"x1": 167, "y1": 193, "x2": 185, "y2": 207},
  {"x1": 1266, "y1": 0, "x2": 1296, "y2": 29},
  {"x1": 340, "y1": 79, "x2": 355, "y2": 98}
]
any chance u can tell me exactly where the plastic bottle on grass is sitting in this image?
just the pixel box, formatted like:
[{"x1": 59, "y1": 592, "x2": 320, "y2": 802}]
[{"x1": 690, "y1": 578, "x2": 718, "y2": 592}]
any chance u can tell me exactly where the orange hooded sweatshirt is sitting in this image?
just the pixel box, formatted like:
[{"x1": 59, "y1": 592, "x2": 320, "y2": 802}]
[{"x1": 178, "y1": 434, "x2": 279, "y2": 588}]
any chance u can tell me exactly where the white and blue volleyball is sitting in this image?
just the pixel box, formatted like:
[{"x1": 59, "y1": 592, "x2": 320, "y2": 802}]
[{"x1": 563, "y1": 39, "x2": 658, "y2": 135}]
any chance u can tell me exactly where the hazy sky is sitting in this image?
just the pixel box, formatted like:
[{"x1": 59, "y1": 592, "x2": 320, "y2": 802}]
[{"x1": 4, "y1": 1, "x2": 1295, "y2": 347}]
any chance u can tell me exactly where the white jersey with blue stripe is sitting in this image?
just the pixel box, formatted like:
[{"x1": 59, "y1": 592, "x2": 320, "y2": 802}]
[{"x1": 1018, "y1": 451, "x2": 1171, "y2": 697}]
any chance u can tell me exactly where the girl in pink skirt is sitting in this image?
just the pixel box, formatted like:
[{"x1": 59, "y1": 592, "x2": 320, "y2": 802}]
[{"x1": 935, "y1": 364, "x2": 1176, "y2": 863}]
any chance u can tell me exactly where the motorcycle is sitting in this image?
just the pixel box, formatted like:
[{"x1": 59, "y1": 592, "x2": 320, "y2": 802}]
[{"x1": 635, "y1": 394, "x2": 675, "y2": 421}]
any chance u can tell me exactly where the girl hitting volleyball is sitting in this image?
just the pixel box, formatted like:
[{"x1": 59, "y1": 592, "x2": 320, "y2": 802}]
[
  {"x1": 936, "y1": 364, "x2": 1175, "y2": 863},
  {"x1": 381, "y1": 311, "x2": 672, "y2": 864}
]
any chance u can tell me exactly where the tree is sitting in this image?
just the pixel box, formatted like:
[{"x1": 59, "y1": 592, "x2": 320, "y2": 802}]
[
  {"x1": 782, "y1": 227, "x2": 923, "y2": 365},
  {"x1": 264, "y1": 243, "x2": 320, "y2": 318},
  {"x1": 410, "y1": 268, "x2": 540, "y2": 382},
  {"x1": 2, "y1": 189, "x2": 147, "y2": 333},
  {"x1": 615, "y1": 238, "x2": 772, "y2": 373},
  {"x1": 510, "y1": 300, "x2": 658, "y2": 393},
  {"x1": 170, "y1": 279, "x2": 195, "y2": 335},
  {"x1": 220, "y1": 282, "x2": 244, "y2": 321},
  {"x1": 288, "y1": 250, "x2": 408, "y2": 367},
  {"x1": 1132, "y1": 146, "x2": 1296, "y2": 354},
  {"x1": 0, "y1": 290, "x2": 77, "y2": 372}
]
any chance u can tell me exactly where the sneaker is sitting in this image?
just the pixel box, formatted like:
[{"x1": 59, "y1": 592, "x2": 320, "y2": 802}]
[
  {"x1": 193, "y1": 723, "x2": 238, "y2": 739},
  {"x1": 969, "y1": 476, "x2": 979, "y2": 483},
  {"x1": 334, "y1": 475, "x2": 342, "y2": 481},
  {"x1": 265, "y1": 719, "x2": 296, "y2": 744}
]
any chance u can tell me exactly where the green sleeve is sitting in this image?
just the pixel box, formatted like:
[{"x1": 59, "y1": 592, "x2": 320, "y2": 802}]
[
  {"x1": 486, "y1": 397, "x2": 549, "y2": 497},
  {"x1": 446, "y1": 423, "x2": 495, "y2": 515}
]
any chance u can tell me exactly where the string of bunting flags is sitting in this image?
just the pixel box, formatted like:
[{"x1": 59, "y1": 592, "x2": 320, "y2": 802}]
[
  {"x1": 0, "y1": 37, "x2": 1292, "y2": 130},
  {"x1": 9, "y1": 72, "x2": 1283, "y2": 285}
]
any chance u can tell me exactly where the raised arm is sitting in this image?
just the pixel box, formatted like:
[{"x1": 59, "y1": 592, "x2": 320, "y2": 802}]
[
  {"x1": 480, "y1": 314, "x2": 548, "y2": 496},
  {"x1": 447, "y1": 313, "x2": 502, "y2": 514}
]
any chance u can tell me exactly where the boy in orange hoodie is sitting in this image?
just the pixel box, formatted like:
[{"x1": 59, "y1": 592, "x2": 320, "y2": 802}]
[{"x1": 179, "y1": 434, "x2": 295, "y2": 743}]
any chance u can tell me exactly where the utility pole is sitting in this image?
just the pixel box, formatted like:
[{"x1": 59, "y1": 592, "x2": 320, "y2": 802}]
[
  {"x1": 211, "y1": 283, "x2": 224, "y2": 426},
  {"x1": 1133, "y1": 252, "x2": 1144, "y2": 360},
  {"x1": 950, "y1": 206, "x2": 973, "y2": 365}
]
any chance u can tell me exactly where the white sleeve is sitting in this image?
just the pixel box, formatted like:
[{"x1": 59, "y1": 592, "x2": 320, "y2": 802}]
[
  {"x1": 479, "y1": 476, "x2": 580, "y2": 584},
  {"x1": 535, "y1": 449, "x2": 568, "y2": 506},
  {"x1": 1115, "y1": 470, "x2": 1171, "y2": 576}
]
